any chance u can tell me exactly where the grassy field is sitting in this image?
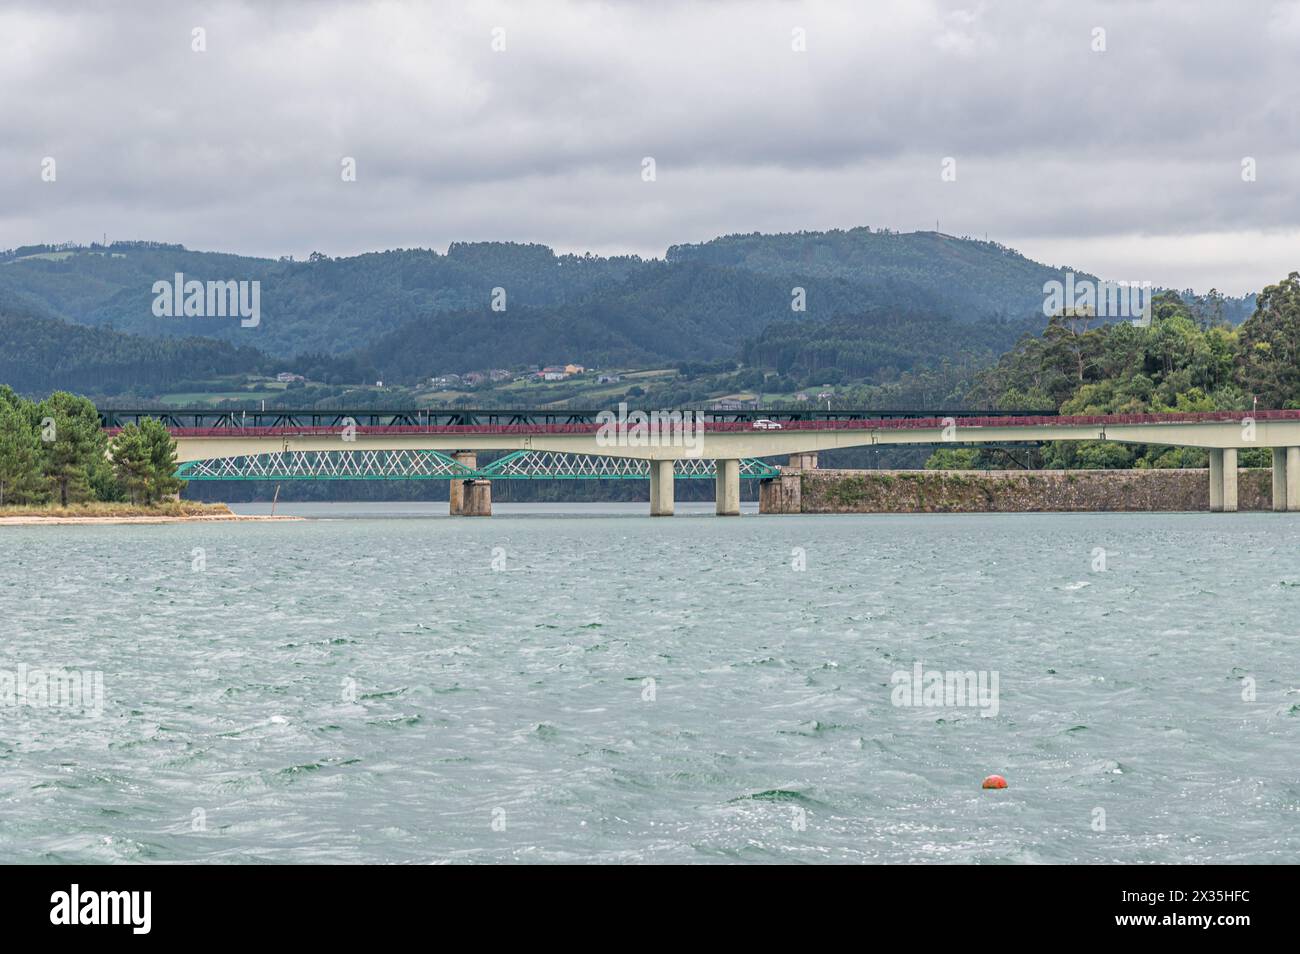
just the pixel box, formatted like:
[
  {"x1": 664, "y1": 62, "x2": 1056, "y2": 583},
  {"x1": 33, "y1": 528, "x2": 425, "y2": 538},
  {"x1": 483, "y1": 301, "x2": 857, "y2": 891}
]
[
  {"x1": 144, "y1": 365, "x2": 825, "y2": 410},
  {"x1": 155, "y1": 379, "x2": 293, "y2": 405},
  {"x1": 491, "y1": 368, "x2": 678, "y2": 405},
  {"x1": 155, "y1": 391, "x2": 285, "y2": 405}
]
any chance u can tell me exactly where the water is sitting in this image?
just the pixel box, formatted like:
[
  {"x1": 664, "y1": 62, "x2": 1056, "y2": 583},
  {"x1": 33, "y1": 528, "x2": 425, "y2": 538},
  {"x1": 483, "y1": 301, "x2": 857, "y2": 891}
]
[{"x1": 1, "y1": 507, "x2": 1297, "y2": 864}]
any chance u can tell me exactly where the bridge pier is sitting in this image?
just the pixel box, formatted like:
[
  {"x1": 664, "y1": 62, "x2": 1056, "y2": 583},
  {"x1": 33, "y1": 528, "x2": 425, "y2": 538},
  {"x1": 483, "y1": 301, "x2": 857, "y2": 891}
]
[
  {"x1": 450, "y1": 451, "x2": 491, "y2": 516},
  {"x1": 1273, "y1": 449, "x2": 1287, "y2": 511},
  {"x1": 715, "y1": 459, "x2": 740, "y2": 515},
  {"x1": 458, "y1": 480, "x2": 492, "y2": 516},
  {"x1": 1209, "y1": 448, "x2": 1237, "y2": 512},
  {"x1": 650, "y1": 459, "x2": 674, "y2": 516},
  {"x1": 759, "y1": 468, "x2": 802, "y2": 514},
  {"x1": 1209, "y1": 450, "x2": 1222, "y2": 511},
  {"x1": 1289, "y1": 447, "x2": 1300, "y2": 512},
  {"x1": 1275, "y1": 447, "x2": 1300, "y2": 512},
  {"x1": 1223, "y1": 448, "x2": 1238, "y2": 512}
]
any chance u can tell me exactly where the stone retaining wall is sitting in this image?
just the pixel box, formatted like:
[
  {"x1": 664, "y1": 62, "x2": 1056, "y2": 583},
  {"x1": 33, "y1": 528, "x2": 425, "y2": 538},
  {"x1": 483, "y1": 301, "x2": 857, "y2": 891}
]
[{"x1": 761, "y1": 468, "x2": 1275, "y2": 513}]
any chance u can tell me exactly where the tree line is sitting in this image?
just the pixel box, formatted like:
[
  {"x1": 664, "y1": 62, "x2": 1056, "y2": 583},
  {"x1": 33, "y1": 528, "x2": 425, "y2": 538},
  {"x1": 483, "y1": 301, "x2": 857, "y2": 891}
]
[
  {"x1": 0, "y1": 305, "x2": 267, "y2": 397},
  {"x1": 0, "y1": 387, "x2": 181, "y2": 507},
  {"x1": 927, "y1": 275, "x2": 1300, "y2": 470}
]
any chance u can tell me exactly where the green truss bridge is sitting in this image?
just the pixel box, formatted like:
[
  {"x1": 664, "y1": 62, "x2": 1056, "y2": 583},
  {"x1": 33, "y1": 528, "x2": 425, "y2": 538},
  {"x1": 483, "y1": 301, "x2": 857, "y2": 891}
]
[
  {"x1": 175, "y1": 450, "x2": 780, "y2": 482},
  {"x1": 174, "y1": 450, "x2": 782, "y2": 516}
]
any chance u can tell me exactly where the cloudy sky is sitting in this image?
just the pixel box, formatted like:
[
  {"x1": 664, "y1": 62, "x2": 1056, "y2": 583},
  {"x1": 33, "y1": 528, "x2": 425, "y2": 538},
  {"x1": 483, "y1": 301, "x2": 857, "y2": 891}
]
[{"x1": 2, "y1": 0, "x2": 1297, "y2": 295}]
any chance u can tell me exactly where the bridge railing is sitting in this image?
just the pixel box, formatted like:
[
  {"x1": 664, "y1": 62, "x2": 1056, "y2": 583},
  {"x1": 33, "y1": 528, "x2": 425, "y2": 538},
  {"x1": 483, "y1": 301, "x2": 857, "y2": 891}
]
[{"x1": 99, "y1": 407, "x2": 1059, "y2": 430}]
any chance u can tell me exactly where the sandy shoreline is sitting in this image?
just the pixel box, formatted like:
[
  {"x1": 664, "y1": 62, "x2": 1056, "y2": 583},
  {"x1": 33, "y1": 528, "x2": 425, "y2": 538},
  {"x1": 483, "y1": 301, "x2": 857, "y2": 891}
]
[{"x1": 0, "y1": 514, "x2": 304, "y2": 525}]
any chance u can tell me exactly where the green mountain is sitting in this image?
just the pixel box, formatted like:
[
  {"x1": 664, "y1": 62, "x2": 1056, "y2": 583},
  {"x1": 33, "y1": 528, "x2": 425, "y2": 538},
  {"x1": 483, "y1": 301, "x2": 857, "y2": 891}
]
[
  {"x1": 0, "y1": 230, "x2": 1135, "y2": 360},
  {"x1": 335, "y1": 261, "x2": 912, "y2": 380},
  {"x1": 669, "y1": 228, "x2": 1257, "y2": 324},
  {"x1": 0, "y1": 289, "x2": 265, "y2": 397},
  {"x1": 0, "y1": 230, "x2": 1258, "y2": 399},
  {"x1": 667, "y1": 228, "x2": 1088, "y2": 319},
  {"x1": 742, "y1": 310, "x2": 1042, "y2": 385},
  {"x1": 0, "y1": 241, "x2": 643, "y2": 358}
]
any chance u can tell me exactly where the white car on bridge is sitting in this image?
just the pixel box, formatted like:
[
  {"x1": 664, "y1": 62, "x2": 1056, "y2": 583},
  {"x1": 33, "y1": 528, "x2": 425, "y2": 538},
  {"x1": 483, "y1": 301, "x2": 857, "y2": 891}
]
[{"x1": 751, "y1": 419, "x2": 783, "y2": 430}]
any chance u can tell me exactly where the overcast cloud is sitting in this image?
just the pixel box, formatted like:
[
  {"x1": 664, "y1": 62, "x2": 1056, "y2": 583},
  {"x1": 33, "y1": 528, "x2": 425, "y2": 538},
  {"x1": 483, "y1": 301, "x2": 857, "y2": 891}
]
[{"x1": 1, "y1": 0, "x2": 1297, "y2": 294}]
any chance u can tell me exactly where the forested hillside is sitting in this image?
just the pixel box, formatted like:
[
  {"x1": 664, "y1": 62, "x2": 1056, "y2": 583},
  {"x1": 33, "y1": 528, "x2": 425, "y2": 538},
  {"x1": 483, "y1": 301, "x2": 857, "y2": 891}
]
[
  {"x1": 741, "y1": 310, "x2": 1041, "y2": 387},
  {"x1": 0, "y1": 230, "x2": 1261, "y2": 402},
  {"x1": 669, "y1": 228, "x2": 1257, "y2": 324},
  {"x1": 927, "y1": 275, "x2": 1300, "y2": 470},
  {"x1": 669, "y1": 229, "x2": 1088, "y2": 320},
  {"x1": 0, "y1": 292, "x2": 265, "y2": 396},
  {"x1": 4, "y1": 229, "x2": 1232, "y2": 365},
  {"x1": 0, "y1": 241, "x2": 644, "y2": 357},
  {"x1": 323, "y1": 261, "x2": 915, "y2": 381}
]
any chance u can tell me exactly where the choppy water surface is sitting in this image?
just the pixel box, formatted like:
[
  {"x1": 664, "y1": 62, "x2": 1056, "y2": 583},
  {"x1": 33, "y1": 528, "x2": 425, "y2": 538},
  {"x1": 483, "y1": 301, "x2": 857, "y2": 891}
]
[{"x1": 1, "y1": 507, "x2": 1297, "y2": 863}]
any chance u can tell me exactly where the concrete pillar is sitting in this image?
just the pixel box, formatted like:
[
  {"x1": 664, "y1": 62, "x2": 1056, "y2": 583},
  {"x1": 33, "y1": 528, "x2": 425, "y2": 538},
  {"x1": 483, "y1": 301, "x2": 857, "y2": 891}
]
[
  {"x1": 450, "y1": 451, "x2": 489, "y2": 516},
  {"x1": 649, "y1": 459, "x2": 674, "y2": 516},
  {"x1": 1288, "y1": 447, "x2": 1300, "y2": 512},
  {"x1": 1223, "y1": 447, "x2": 1238, "y2": 513},
  {"x1": 789, "y1": 452, "x2": 818, "y2": 470},
  {"x1": 1273, "y1": 448, "x2": 1288, "y2": 511},
  {"x1": 1209, "y1": 449, "x2": 1224, "y2": 512},
  {"x1": 759, "y1": 469, "x2": 802, "y2": 514},
  {"x1": 715, "y1": 459, "x2": 740, "y2": 516}
]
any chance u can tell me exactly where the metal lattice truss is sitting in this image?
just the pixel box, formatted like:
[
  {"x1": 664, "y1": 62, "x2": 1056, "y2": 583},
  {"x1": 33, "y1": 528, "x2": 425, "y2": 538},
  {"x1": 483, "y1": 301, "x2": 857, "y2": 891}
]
[
  {"x1": 478, "y1": 451, "x2": 781, "y2": 480},
  {"x1": 174, "y1": 449, "x2": 782, "y2": 481},
  {"x1": 175, "y1": 450, "x2": 476, "y2": 481}
]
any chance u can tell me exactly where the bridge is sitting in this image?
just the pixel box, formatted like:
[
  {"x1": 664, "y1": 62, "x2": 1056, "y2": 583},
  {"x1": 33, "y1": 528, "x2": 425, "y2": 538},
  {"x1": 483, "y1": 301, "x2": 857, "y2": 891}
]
[{"x1": 100, "y1": 407, "x2": 1300, "y2": 516}]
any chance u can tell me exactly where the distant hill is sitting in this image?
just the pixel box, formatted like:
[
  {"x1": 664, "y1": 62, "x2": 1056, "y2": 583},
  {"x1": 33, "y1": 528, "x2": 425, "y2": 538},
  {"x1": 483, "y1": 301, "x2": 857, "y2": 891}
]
[
  {"x1": 0, "y1": 289, "x2": 265, "y2": 397},
  {"x1": 0, "y1": 230, "x2": 1258, "y2": 394},
  {"x1": 741, "y1": 309, "x2": 1043, "y2": 385},
  {"x1": 668, "y1": 228, "x2": 1258, "y2": 324},
  {"x1": 669, "y1": 228, "x2": 1096, "y2": 320},
  {"x1": 0, "y1": 229, "x2": 1169, "y2": 359},
  {"x1": 339, "y1": 260, "x2": 922, "y2": 380},
  {"x1": 0, "y1": 241, "x2": 644, "y2": 358}
]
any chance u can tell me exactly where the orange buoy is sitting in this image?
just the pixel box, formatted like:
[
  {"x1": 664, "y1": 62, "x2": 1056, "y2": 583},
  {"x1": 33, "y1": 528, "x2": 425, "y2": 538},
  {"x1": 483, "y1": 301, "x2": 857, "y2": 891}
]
[{"x1": 981, "y1": 774, "x2": 1008, "y2": 789}]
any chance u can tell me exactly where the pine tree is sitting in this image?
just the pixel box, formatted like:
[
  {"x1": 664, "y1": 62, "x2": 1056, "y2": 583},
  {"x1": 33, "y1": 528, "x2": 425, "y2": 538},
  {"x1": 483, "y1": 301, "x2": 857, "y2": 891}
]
[
  {"x1": 110, "y1": 418, "x2": 182, "y2": 504},
  {"x1": 37, "y1": 391, "x2": 107, "y2": 506},
  {"x1": 0, "y1": 399, "x2": 46, "y2": 505},
  {"x1": 142, "y1": 418, "x2": 183, "y2": 501},
  {"x1": 109, "y1": 424, "x2": 151, "y2": 504}
]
